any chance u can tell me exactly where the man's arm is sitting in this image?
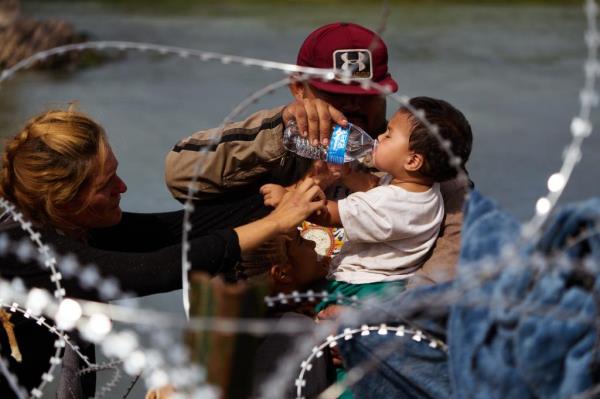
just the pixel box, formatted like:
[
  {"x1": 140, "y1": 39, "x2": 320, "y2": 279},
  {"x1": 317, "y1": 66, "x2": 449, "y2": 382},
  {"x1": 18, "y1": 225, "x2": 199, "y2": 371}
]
[
  {"x1": 165, "y1": 106, "x2": 287, "y2": 202},
  {"x1": 165, "y1": 100, "x2": 348, "y2": 203}
]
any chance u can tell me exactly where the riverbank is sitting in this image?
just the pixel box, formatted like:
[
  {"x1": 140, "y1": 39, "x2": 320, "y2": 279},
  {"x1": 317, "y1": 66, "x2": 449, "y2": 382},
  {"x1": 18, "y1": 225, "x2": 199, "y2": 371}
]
[{"x1": 23, "y1": 0, "x2": 581, "y2": 15}]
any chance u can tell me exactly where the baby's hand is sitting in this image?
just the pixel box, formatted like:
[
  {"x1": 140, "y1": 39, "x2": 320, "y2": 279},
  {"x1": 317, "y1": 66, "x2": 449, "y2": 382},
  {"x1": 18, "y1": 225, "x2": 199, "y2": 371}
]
[
  {"x1": 260, "y1": 183, "x2": 289, "y2": 207},
  {"x1": 316, "y1": 304, "x2": 347, "y2": 367},
  {"x1": 316, "y1": 304, "x2": 345, "y2": 322}
]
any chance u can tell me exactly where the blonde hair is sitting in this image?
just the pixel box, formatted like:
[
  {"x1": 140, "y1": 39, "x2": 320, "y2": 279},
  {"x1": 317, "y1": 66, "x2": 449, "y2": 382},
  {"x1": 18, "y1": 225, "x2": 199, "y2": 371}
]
[{"x1": 0, "y1": 108, "x2": 108, "y2": 231}]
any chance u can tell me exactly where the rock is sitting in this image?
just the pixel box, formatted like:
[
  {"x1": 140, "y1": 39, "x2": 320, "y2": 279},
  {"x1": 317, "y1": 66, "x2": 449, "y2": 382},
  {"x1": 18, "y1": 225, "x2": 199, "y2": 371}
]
[
  {"x1": 0, "y1": 0, "x2": 19, "y2": 29},
  {"x1": 0, "y1": 17, "x2": 89, "y2": 70}
]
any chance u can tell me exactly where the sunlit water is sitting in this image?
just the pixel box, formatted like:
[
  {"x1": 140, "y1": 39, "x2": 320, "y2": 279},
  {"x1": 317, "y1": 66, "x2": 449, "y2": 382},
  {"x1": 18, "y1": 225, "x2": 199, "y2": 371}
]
[{"x1": 0, "y1": 1, "x2": 598, "y2": 396}]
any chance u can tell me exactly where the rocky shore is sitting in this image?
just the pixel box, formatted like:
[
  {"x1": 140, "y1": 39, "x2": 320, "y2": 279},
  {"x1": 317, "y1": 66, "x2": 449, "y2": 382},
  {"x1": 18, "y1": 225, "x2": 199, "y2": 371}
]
[{"x1": 0, "y1": 0, "x2": 89, "y2": 70}]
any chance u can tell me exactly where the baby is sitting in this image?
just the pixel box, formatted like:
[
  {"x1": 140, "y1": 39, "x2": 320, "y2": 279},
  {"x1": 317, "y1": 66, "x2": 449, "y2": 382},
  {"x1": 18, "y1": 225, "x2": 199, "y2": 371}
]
[{"x1": 261, "y1": 96, "x2": 473, "y2": 307}]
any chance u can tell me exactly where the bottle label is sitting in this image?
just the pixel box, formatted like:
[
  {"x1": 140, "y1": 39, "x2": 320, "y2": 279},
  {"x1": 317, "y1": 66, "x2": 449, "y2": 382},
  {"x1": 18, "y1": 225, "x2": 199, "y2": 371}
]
[{"x1": 326, "y1": 125, "x2": 350, "y2": 164}]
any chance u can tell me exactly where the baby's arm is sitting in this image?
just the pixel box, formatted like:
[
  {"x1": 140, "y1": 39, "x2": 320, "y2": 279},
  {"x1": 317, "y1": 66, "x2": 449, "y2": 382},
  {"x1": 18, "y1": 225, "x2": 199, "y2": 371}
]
[{"x1": 308, "y1": 199, "x2": 342, "y2": 227}]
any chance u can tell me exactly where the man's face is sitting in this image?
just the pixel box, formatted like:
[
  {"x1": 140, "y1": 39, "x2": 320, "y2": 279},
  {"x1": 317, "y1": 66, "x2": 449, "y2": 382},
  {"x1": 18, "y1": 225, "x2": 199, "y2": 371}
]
[{"x1": 304, "y1": 84, "x2": 387, "y2": 138}]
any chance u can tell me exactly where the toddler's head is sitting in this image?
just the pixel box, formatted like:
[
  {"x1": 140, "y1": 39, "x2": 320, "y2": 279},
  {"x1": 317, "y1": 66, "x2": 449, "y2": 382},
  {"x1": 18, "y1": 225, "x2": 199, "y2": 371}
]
[
  {"x1": 237, "y1": 230, "x2": 329, "y2": 294},
  {"x1": 373, "y1": 96, "x2": 472, "y2": 183}
]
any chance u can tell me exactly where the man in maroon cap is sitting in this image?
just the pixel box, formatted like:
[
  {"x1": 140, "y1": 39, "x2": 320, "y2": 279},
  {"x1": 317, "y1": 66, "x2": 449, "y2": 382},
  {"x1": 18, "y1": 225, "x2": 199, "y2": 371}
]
[
  {"x1": 165, "y1": 22, "x2": 397, "y2": 202},
  {"x1": 285, "y1": 22, "x2": 398, "y2": 146},
  {"x1": 165, "y1": 22, "x2": 465, "y2": 288}
]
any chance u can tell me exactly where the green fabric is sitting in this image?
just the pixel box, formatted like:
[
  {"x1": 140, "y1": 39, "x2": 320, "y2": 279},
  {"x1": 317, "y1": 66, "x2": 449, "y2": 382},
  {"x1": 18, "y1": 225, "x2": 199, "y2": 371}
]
[
  {"x1": 336, "y1": 368, "x2": 354, "y2": 399},
  {"x1": 316, "y1": 279, "x2": 408, "y2": 398},
  {"x1": 315, "y1": 279, "x2": 408, "y2": 313}
]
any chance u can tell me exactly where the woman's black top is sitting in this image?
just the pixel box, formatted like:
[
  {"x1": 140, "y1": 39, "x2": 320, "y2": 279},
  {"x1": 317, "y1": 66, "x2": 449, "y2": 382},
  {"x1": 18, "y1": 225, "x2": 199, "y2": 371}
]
[{"x1": 0, "y1": 193, "x2": 269, "y2": 397}]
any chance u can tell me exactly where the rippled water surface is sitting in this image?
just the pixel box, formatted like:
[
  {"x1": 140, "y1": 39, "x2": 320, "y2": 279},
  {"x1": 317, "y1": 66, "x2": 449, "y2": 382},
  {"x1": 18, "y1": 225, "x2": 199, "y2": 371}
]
[{"x1": 2, "y1": 2, "x2": 596, "y2": 220}]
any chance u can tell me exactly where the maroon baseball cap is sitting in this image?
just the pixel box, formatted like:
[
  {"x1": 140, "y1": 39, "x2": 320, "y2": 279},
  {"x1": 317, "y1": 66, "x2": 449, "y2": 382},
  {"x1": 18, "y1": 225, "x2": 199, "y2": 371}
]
[{"x1": 296, "y1": 22, "x2": 398, "y2": 95}]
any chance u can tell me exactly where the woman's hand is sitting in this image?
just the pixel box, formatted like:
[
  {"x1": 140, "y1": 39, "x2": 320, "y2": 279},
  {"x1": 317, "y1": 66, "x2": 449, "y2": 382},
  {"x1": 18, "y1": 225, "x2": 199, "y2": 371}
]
[
  {"x1": 267, "y1": 178, "x2": 326, "y2": 234},
  {"x1": 235, "y1": 178, "x2": 325, "y2": 253}
]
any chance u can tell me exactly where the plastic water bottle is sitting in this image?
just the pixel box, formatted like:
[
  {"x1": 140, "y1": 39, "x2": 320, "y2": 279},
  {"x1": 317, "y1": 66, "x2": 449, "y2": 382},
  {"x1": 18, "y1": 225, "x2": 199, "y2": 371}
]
[{"x1": 283, "y1": 120, "x2": 376, "y2": 164}]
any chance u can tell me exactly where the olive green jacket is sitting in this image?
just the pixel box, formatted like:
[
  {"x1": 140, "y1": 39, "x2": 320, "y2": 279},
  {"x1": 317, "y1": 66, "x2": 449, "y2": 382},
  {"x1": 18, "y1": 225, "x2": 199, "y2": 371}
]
[{"x1": 165, "y1": 106, "x2": 313, "y2": 202}]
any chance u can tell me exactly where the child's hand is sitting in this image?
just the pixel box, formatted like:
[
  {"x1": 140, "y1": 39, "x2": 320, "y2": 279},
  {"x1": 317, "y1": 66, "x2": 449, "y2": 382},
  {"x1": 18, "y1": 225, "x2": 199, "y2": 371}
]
[
  {"x1": 316, "y1": 304, "x2": 348, "y2": 367},
  {"x1": 266, "y1": 178, "x2": 326, "y2": 234},
  {"x1": 260, "y1": 183, "x2": 288, "y2": 207},
  {"x1": 315, "y1": 304, "x2": 345, "y2": 322}
]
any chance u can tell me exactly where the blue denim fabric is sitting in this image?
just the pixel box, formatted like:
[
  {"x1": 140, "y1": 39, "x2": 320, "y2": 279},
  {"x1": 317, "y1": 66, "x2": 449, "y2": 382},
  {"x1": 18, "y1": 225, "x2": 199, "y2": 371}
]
[
  {"x1": 338, "y1": 283, "x2": 453, "y2": 399},
  {"x1": 339, "y1": 191, "x2": 600, "y2": 399},
  {"x1": 338, "y1": 329, "x2": 450, "y2": 399},
  {"x1": 450, "y1": 191, "x2": 600, "y2": 399}
]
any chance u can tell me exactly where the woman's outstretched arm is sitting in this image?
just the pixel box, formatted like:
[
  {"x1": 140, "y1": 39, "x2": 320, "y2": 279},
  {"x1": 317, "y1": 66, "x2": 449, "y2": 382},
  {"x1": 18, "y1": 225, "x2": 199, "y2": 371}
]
[{"x1": 235, "y1": 178, "x2": 325, "y2": 253}]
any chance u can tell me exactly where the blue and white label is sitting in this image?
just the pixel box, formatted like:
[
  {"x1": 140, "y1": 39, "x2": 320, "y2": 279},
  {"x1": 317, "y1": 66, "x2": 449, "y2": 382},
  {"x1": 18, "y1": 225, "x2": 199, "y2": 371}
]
[{"x1": 326, "y1": 125, "x2": 350, "y2": 164}]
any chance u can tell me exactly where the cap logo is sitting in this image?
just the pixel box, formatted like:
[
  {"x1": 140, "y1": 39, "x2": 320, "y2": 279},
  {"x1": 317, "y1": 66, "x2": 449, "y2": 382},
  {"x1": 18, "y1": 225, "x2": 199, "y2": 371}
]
[{"x1": 333, "y1": 49, "x2": 373, "y2": 80}]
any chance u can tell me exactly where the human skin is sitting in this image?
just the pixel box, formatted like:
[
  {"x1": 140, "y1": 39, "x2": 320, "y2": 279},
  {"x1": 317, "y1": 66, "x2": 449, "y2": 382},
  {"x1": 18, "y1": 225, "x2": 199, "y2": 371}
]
[
  {"x1": 283, "y1": 82, "x2": 387, "y2": 146},
  {"x1": 62, "y1": 143, "x2": 326, "y2": 253}
]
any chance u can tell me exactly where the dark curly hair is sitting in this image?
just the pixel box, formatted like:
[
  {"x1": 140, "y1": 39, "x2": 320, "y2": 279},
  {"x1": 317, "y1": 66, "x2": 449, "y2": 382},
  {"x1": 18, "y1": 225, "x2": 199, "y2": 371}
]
[{"x1": 402, "y1": 96, "x2": 473, "y2": 182}]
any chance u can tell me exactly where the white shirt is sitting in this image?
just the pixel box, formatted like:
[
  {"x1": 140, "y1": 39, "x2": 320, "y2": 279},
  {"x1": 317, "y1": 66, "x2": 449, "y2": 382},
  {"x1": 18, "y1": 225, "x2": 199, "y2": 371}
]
[{"x1": 331, "y1": 178, "x2": 444, "y2": 284}]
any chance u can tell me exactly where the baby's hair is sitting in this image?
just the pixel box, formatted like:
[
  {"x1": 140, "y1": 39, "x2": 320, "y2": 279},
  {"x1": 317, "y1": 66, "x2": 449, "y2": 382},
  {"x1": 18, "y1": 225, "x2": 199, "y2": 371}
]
[
  {"x1": 401, "y1": 96, "x2": 473, "y2": 182},
  {"x1": 0, "y1": 106, "x2": 108, "y2": 231}
]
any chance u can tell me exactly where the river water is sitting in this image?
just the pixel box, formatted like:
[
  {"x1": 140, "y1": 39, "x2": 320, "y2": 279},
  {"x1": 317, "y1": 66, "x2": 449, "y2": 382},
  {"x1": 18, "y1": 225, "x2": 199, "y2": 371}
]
[{"x1": 1, "y1": 1, "x2": 598, "y2": 395}]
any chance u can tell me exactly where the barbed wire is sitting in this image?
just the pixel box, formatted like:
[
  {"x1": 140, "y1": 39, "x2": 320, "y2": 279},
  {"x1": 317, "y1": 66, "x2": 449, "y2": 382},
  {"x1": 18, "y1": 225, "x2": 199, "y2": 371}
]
[
  {"x1": 78, "y1": 360, "x2": 122, "y2": 398},
  {"x1": 0, "y1": 278, "x2": 214, "y2": 398},
  {"x1": 0, "y1": 353, "x2": 26, "y2": 399},
  {"x1": 522, "y1": 0, "x2": 599, "y2": 241},
  {"x1": 0, "y1": 41, "x2": 337, "y2": 89},
  {"x1": 295, "y1": 323, "x2": 446, "y2": 399},
  {"x1": 0, "y1": 1, "x2": 597, "y2": 397}
]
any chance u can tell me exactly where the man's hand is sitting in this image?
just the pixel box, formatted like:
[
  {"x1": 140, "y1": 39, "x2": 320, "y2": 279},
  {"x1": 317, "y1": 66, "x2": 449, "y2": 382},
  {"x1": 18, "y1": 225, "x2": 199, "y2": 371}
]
[
  {"x1": 282, "y1": 99, "x2": 348, "y2": 147},
  {"x1": 260, "y1": 183, "x2": 288, "y2": 207}
]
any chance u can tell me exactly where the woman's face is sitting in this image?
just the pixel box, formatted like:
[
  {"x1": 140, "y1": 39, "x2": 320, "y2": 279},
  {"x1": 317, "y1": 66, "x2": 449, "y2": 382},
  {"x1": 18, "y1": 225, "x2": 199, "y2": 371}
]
[{"x1": 67, "y1": 145, "x2": 128, "y2": 230}]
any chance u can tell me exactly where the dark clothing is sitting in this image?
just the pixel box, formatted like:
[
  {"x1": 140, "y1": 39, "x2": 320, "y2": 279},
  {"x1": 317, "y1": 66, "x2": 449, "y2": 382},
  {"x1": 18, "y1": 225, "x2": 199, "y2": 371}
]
[
  {"x1": 252, "y1": 313, "x2": 335, "y2": 399},
  {"x1": 0, "y1": 194, "x2": 269, "y2": 398}
]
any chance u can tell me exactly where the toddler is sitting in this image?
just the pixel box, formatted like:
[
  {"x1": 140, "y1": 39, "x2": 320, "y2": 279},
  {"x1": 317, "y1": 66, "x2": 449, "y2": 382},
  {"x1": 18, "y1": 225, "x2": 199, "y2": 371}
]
[{"x1": 261, "y1": 96, "x2": 473, "y2": 307}]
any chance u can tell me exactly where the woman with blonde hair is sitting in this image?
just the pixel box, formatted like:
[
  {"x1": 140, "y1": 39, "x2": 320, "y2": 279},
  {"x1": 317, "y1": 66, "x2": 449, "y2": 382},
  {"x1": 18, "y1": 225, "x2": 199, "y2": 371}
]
[{"x1": 0, "y1": 107, "x2": 325, "y2": 397}]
